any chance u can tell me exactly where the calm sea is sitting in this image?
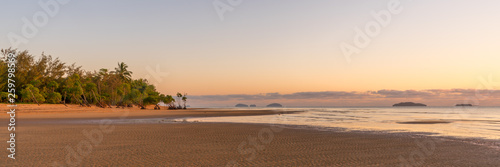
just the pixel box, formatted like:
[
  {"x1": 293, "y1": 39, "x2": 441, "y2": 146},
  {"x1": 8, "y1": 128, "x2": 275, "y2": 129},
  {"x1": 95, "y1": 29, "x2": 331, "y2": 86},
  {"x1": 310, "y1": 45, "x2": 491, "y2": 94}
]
[{"x1": 184, "y1": 107, "x2": 500, "y2": 140}]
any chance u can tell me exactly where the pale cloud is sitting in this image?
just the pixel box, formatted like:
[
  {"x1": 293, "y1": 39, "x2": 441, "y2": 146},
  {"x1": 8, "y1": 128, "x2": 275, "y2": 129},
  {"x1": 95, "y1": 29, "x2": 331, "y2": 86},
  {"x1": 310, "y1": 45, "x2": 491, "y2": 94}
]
[{"x1": 188, "y1": 89, "x2": 500, "y2": 107}]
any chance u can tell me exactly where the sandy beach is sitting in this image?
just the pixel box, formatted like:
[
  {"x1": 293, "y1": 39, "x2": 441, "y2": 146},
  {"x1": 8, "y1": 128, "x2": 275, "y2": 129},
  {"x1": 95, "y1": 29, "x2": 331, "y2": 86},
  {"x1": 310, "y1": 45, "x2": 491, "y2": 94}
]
[{"x1": 1, "y1": 104, "x2": 499, "y2": 166}]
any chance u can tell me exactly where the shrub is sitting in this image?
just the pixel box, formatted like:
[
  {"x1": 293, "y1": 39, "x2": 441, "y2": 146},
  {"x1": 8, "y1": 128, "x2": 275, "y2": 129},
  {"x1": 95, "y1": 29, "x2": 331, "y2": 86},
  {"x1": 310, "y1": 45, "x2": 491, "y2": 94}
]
[{"x1": 45, "y1": 92, "x2": 62, "y2": 104}]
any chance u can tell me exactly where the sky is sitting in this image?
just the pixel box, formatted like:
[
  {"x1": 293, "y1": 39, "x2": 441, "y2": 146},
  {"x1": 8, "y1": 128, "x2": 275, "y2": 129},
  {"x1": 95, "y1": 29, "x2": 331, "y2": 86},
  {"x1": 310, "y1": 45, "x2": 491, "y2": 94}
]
[{"x1": 2, "y1": 0, "x2": 500, "y2": 106}]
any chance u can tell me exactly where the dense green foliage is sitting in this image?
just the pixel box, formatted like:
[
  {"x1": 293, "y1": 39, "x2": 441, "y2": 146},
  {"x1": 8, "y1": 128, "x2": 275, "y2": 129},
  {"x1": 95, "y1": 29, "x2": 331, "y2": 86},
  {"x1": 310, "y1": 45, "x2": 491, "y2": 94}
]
[{"x1": 0, "y1": 48, "x2": 186, "y2": 109}]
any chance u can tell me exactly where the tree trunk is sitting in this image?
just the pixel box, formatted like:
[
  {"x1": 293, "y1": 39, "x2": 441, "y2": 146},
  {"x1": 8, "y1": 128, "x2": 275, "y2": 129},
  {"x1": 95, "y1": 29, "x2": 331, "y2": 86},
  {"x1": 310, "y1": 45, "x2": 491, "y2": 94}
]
[
  {"x1": 91, "y1": 90, "x2": 103, "y2": 108},
  {"x1": 137, "y1": 103, "x2": 146, "y2": 109},
  {"x1": 63, "y1": 92, "x2": 67, "y2": 105},
  {"x1": 61, "y1": 92, "x2": 68, "y2": 107},
  {"x1": 72, "y1": 94, "x2": 84, "y2": 106},
  {"x1": 28, "y1": 88, "x2": 40, "y2": 106},
  {"x1": 79, "y1": 84, "x2": 90, "y2": 106}
]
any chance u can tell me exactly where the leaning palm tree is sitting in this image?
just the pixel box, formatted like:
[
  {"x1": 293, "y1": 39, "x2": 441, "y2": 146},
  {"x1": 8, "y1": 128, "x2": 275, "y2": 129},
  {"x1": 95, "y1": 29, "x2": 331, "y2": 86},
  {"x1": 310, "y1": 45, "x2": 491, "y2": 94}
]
[{"x1": 111, "y1": 62, "x2": 133, "y2": 82}]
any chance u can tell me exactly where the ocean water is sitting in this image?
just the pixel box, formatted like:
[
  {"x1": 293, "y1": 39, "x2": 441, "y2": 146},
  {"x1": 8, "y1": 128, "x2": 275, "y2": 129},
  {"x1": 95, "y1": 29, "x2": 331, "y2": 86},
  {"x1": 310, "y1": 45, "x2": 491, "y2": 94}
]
[{"x1": 184, "y1": 107, "x2": 500, "y2": 140}]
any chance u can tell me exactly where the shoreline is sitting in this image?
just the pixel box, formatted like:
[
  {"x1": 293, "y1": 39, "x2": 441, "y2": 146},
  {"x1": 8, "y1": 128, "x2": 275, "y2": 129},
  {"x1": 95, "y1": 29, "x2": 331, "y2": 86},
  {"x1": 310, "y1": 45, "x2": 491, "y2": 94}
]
[
  {"x1": 0, "y1": 104, "x2": 302, "y2": 120},
  {"x1": 1, "y1": 104, "x2": 499, "y2": 166}
]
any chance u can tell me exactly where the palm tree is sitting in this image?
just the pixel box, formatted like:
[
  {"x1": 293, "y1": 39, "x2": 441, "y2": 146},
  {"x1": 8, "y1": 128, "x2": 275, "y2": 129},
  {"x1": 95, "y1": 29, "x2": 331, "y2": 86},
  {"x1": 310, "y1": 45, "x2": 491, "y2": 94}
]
[{"x1": 111, "y1": 62, "x2": 133, "y2": 82}]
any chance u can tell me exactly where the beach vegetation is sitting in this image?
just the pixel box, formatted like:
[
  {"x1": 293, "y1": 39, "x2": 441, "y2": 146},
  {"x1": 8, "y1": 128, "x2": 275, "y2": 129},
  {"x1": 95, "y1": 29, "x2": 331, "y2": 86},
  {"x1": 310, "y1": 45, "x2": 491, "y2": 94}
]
[{"x1": 0, "y1": 48, "x2": 187, "y2": 109}]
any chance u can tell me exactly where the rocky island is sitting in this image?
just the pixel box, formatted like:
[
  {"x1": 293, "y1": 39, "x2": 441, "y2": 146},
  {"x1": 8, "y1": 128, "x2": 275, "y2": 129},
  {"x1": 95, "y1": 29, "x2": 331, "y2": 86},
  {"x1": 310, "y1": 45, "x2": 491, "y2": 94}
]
[
  {"x1": 393, "y1": 102, "x2": 427, "y2": 107},
  {"x1": 235, "y1": 104, "x2": 249, "y2": 107},
  {"x1": 266, "y1": 103, "x2": 283, "y2": 107},
  {"x1": 456, "y1": 104, "x2": 473, "y2": 106}
]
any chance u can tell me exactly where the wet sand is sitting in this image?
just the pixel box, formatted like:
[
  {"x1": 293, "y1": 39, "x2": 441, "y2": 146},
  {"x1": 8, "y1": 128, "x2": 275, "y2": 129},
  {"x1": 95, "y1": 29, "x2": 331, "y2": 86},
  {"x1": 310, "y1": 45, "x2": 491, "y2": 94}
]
[{"x1": 1, "y1": 104, "x2": 499, "y2": 166}]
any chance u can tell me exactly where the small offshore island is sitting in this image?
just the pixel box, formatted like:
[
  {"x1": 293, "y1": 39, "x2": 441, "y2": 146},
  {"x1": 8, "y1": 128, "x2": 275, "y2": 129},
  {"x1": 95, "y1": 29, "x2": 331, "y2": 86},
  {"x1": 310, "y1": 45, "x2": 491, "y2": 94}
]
[
  {"x1": 456, "y1": 104, "x2": 473, "y2": 106},
  {"x1": 266, "y1": 103, "x2": 283, "y2": 107},
  {"x1": 235, "y1": 104, "x2": 249, "y2": 107},
  {"x1": 393, "y1": 102, "x2": 427, "y2": 107}
]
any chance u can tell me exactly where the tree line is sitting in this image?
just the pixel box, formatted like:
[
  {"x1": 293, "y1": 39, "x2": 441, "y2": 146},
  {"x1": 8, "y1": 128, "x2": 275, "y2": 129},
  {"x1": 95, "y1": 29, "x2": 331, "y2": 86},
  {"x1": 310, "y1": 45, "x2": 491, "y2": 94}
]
[{"x1": 0, "y1": 48, "x2": 187, "y2": 109}]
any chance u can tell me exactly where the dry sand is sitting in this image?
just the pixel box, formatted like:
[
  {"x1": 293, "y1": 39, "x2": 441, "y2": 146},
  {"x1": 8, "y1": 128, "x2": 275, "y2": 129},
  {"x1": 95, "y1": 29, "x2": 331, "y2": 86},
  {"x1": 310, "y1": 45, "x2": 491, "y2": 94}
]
[{"x1": 1, "y1": 104, "x2": 499, "y2": 166}]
